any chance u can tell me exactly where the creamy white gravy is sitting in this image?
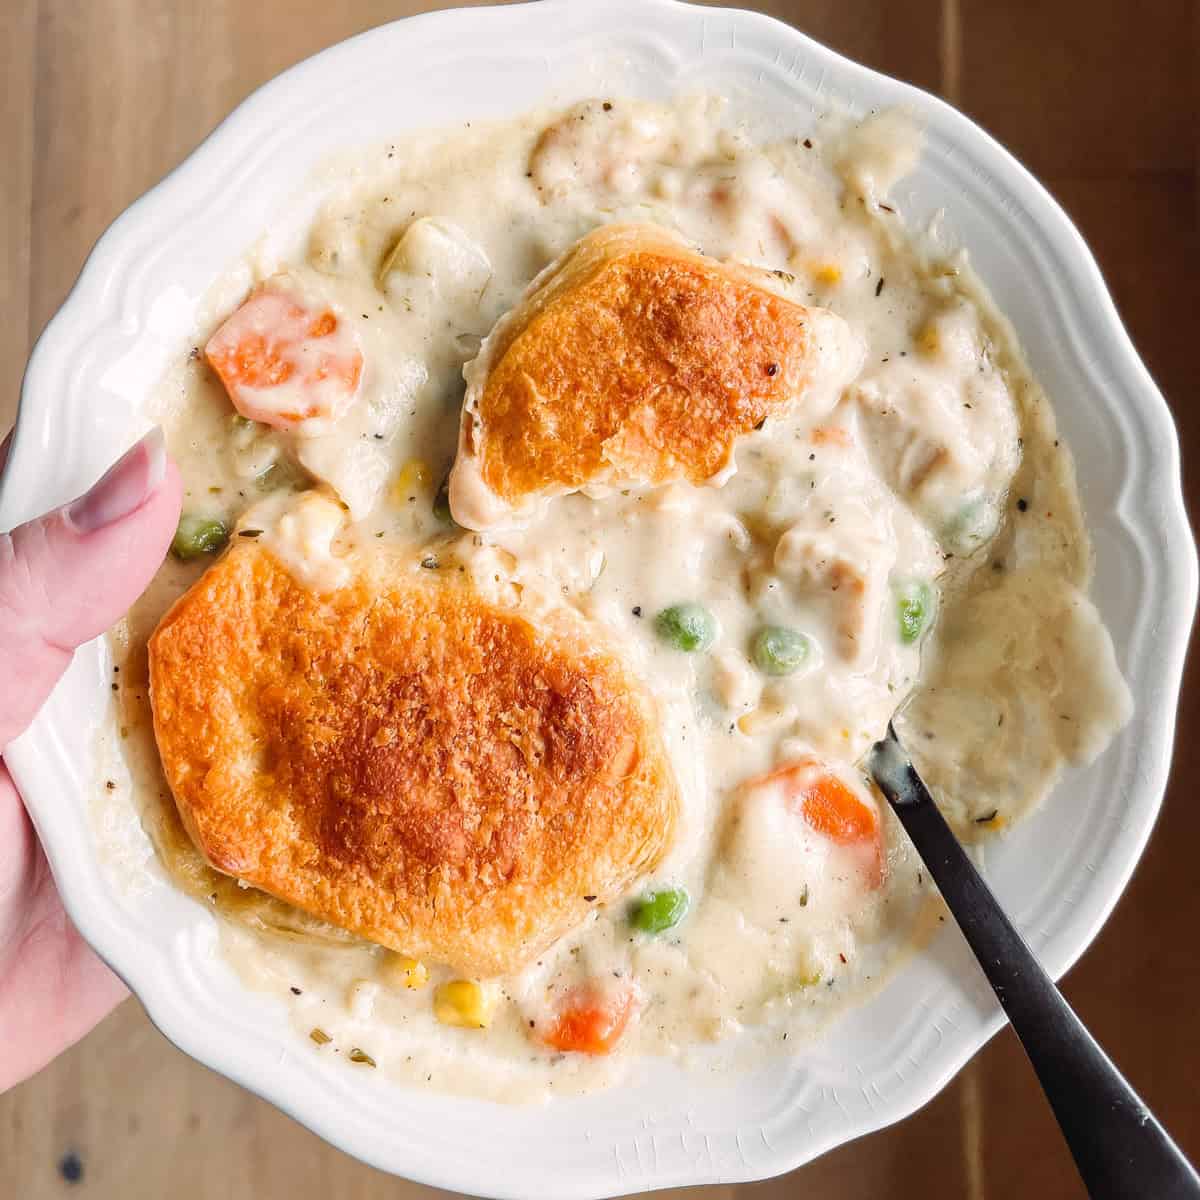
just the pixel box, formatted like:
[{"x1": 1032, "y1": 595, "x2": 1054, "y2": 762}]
[{"x1": 99, "y1": 95, "x2": 1131, "y2": 1102}]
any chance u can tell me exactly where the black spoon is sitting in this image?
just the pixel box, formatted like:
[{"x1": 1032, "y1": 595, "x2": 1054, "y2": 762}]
[{"x1": 868, "y1": 724, "x2": 1200, "y2": 1199}]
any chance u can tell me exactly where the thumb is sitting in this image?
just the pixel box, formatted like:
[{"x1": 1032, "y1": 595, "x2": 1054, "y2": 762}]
[{"x1": 0, "y1": 427, "x2": 183, "y2": 747}]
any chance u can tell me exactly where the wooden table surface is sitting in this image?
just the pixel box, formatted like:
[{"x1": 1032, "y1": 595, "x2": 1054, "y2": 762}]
[{"x1": 2, "y1": 2, "x2": 1198, "y2": 1197}]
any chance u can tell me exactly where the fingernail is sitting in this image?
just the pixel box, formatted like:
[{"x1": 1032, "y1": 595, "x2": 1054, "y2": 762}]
[{"x1": 67, "y1": 427, "x2": 167, "y2": 533}]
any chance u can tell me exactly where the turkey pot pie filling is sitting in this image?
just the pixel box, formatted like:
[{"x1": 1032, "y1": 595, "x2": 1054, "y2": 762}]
[{"x1": 100, "y1": 97, "x2": 1131, "y2": 1101}]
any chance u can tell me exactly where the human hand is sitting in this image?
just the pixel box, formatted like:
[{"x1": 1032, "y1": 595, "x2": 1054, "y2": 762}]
[{"x1": 0, "y1": 428, "x2": 181, "y2": 1091}]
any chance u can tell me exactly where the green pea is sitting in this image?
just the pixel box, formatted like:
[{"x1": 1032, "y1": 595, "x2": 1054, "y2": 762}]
[
  {"x1": 432, "y1": 474, "x2": 456, "y2": 525},
  {"x1": 896, "y1": 579, "x2": 935, "y2": 645},
  {"x1": 942, "y1": 491, "x2": 998, "y2": 555},
  {"x1": 171, "y1": 514, "x2": 229, "y2": 562},
  {"x1": 630, "y1": 887, "x2": 689, "y2": 934},
  {"x1": 654, "y1": 603, "x2": 716, "y2": 652},
  {"x1": 751, "y1": 626, "x2": 811, "y2": 676},
  {"x1": 255, "y1": 456, "x2": 309, "y2": 493}
]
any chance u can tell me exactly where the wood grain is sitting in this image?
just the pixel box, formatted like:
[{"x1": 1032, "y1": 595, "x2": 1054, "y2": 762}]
[
  {"x1": 0, "y1": 0, "x2": 35, "y2": 434},
  {"x1": 1, "y1": 2, "x2": 1197, "y2": 1198}
]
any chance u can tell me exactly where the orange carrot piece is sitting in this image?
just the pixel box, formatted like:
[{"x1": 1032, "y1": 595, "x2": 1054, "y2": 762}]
[
  {"x1": 810, "y1": 426, "x2": 852, "y2": 447},
  {"x1": 744, "y1": 758, "x2": 886, "y2": 885},
  {"x1": 543, "y1": 984, "x2": 637, "y2": 1055},
  {"x1": 205, "y1": 285, "x2": 362, "y2": 432}
]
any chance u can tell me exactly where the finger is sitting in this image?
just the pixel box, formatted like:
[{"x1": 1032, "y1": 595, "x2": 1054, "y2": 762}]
[
  {"x1": 0, "y1": 763, "x2": 126, "y2": 1091},
  {"x1": 0, "y1": 427, "x2": 182, "y2": 747}
]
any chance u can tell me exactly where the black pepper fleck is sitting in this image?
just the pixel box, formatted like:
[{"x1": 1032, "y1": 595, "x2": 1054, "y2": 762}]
[
  {"x1": 765, "y1": 362, "x2": 779, "y2": 377},
  {"x1": 875, "y1": 276, "x2": 885, "y2": 297},
  {"x1": 1017, "y1": 498, "x2": 1028, "y2": 512},
  {"x1": 632, "y1": 606, "x2": 643, "y2": 618}
]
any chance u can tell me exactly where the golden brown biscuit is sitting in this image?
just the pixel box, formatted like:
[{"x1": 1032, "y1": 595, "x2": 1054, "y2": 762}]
[
  {"x1": 450, "y1": 223, "x2": 858, "y2": 529},
  {"x1": 148, "y1": 542, "x2": 678, "y2": 977}
]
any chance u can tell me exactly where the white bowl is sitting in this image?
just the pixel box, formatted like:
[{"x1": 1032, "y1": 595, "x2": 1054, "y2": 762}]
[{"x1": 3, "y1": 1, "x2": 1194, "y2": 1195}]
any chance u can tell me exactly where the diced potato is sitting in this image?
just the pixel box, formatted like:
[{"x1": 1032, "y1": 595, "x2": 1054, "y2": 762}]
[{"x1": 380, "y1": 218, "x2": 492, "y2": 304}]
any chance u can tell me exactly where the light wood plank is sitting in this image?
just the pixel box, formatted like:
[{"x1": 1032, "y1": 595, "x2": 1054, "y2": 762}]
[{"x1": 0, "y1": 0, "x2": 35, "y2": 433}]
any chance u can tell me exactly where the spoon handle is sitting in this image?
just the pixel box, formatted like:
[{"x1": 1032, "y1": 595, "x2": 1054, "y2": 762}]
[{"x1": 869, "y1": 731, "x2": 1200, "y2": 1199}]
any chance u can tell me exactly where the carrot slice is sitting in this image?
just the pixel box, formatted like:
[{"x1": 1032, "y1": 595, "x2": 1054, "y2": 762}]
[
  {"x1": 205, "y1": 282, "x2": 363, "y2": 434},
  {"x1": 543, "y1": 983, "x2": 637, "y2": 1055},
  {"x1": 810, "y1": 425, "x2": 853, "y2": 448},
  {"x1": 744, "y1": 758, "x2": 886, "y2": 885}
]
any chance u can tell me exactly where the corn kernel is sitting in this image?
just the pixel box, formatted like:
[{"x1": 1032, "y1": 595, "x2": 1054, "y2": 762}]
[
  {"x1": 382, "y1": 953, "x2": 428, "y2": 989},
  {"x1": 434, "y1": 979, "x2": 496, "y2": 1029},
  {"x1": 813, "y1": 264, "x2": 842, "y2": 286},
  {"x1": 916, "y1": 324, "x2": 940, "y2": 356},
  {"x1": 399, "y1": 958, "x2": 429, "y2": 989},
  {"x1": 393, "y1": 459, "x2": 431, "y2": 502}
]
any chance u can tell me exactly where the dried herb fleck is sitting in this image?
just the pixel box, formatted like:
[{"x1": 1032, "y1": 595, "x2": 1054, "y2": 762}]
[
  {"x1": 309, "y1": 1028, "x2": 332, "y2": 1046},
  {"x1": 349, "y1": 1048, "x2": 377, "y2": 1067}
]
